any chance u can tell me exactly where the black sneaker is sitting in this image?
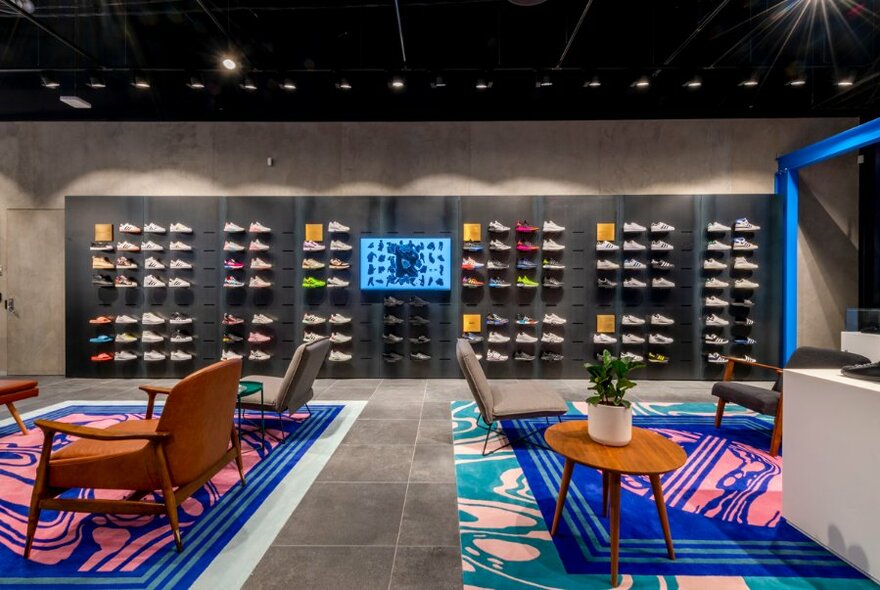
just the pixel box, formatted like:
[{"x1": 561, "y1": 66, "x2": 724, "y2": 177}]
[
  {"x1": 541, "y1": 352, "x2": 564, "y2": 362},
  {"x1": 90, "y1": 242, "x2": 114, "y2": 251},
  {"x1": 383, "y1": 333, "x2": 403, "y2": 344},
  {"x1": 514, "y1": 351, "x2": 536, "y2": 361},
  {"x1": 383, "y1": 352, "x2": 403, "y2": 362},
  {"x1": 462, "y1": 333, "x2": 484, "y2": 343},
  {"x1": 410, "y1": 315, "x2": 430, "y2": 325},
  {"x1": 384, "y1": 296, "x2": 404, "y2": 307},
  {"x1": 411, "y1": 352, "x2": 431, "y2": 361},
  {"x1": 384, "y1": 314, "x2": 404, "y2": 325},
  {"x1": 223, "y1": 332, "x2": 244, "y2": 343},
  {"x1": 169, "y1": 312, "x2": 193, "y2": 324},
  {"x1": 410, "y1": 335, "x2": 431, "y2": 344},
  {"x1": 92, "y1": 274, "x2": 114, "y2": 286},
  {"x1": 409, "y1": 296, "x2": 429, "y2": 307}
]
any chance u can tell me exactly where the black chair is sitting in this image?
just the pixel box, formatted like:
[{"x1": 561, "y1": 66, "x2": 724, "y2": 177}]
[{"x1": 712, "y1": 346, "x2": 869, "y2": 456}]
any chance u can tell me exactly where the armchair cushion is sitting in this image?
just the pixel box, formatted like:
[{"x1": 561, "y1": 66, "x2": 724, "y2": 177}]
[
  {"x1": 238, "y1": 375, "x2": 284, "y2": 407},
  {"x1": 492, "y1": 383, "x2": 568, "y2": 420},
  {"x1": 712, "y1": 382, "x2": 779, "y2": 415}
]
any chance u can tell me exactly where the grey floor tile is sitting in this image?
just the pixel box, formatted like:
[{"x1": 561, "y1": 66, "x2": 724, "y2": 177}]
[
  {"x1": 424, "y1": 388, "x2": 469, "y2": 403},
  {"x1": 246, "y1": 546, "x2": 395, "y2": 590},
  {"x1": 421, "y1": 401, "x2": 453, "y2": 420},
  {"x1": 390, "y1": 546, "x2": 463, "y2": 590},
  {"x1": 409, "y1": 444, "x2": 455, "y2": 483},
  {"x1": 371, "y1": 387, "x2": 426, "y2": 402},
  {"x1": 315, "y1": 387, "x2": 376, "y2": 401},
  {"x1": 416, "y1": 420, "x2": 453, "y2": 445},
  {"x1": 342, "y1": 419, "x2": 420, "y2": 446},
  {"x1": 398, "y1": 483, "x2": 460, "y2": 547},
  {"x1": 274, "y1": 482, "x2": 406, "y2": 546},
  {"x1": 359, "y1": 400, "x2": 423, "y2": 420},
  {"x1": 318, "y1": 444, "x2": 414, "y2": 482}
]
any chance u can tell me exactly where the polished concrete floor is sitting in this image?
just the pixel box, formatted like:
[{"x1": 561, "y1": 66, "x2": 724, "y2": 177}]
[{"x1": 13, "y1": 377, "x2": 727, "y2": 590}]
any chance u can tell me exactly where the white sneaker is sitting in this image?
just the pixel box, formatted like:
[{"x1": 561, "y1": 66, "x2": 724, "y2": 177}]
[
  {"x1": 516, "y1": 332, "x2": 538, "y2": 343},
  {"x1": 649, "y1": 333, "x2": 674, "y2": 344},
  {"x1": 652, "y1": 259, "x2": 675, "y2": 269},
  {"x1": 328, "y1": 221, "x2": 350, "y2": 233},
  {"x1": 488, "y1": 220, "x2": 510, "y2": 232},
  {"x1": 330, "y1": 332, "x2": 352, "y2": 343},
  {"x1": 141, "y1": 240, "x2": 163, "y2": 251},
  {"x1": 705, "y1": 295, "x2": 729, "y2": 307},
  {"x1": 249, "y1": 239, "x2": 270, "y2": 252},
  {"x1": 543, "y1": 220, "x2": 565, "y2": 232},
  {"x1": 115, "y1": 314, "x2": 138, "y2": 324},
  {"x1": 170, "y1": 331, "x2": 193, "y2": 343},
  {"x1": 734, "y1": 218, "x2": 761, "y2": 231},
  {"x1": 252, "y1": 313, "x2": 274, "y2": 324},
  {"x1": 705, "y1": 314, "x2": 730, "y2": 326},
  {"x1": 543, "y1": 313, "x2": 566, "y2": 325},
  {"x1": 622, "y1": 314, "x2": 646, "y2": 325},
  {"x1": 620, "y1": 352, "x2": 644, "y2": 362},
  {"x1": 145, "y1": 257, "x2": 165, "y2": 269},
  {"x1": 541, "y1": 332, "x2": 564, "y2": 343},
  {"x1": 169, "y1": 241, "x2": 192, "y2": 251},
  {"x1": 705, "y1": 278, "x2": 729, "y2": 288},
  {"x1": 651, "y1": 240, "x2": 673, "y2": 251},
  {"x1": 329, "y1": 313, "x2": 351, "y2": 324},
  {"x1": 170, "y1": 258, "x2": 192, "y2": 269},
  {"x1": 651, "y1": 221, "x2": 675, "y2": 232},
  {"x1": 707, "y1": 352, "x2": 728, "y2": 364},
  {"x1": 302, "y1": 258, "x2": 325, "y2": 269},
  {"x1": 594, "y1": 333, "x2": 618, "y2": 344},
  {"x1": 303, "y1": 240, "x2": 326, "y2": 251},
  {"x1": 488, "y1": 332, "x2": 511, "y2": 343},
  {"x1": 597, "y1": 259, "x2": 620, "y2": 270},
  {"x1": 329, "y1": 350, "x2": 352, "y2": 362},
  {"x1": 170, "y1": 350, "x2": 193, "y2": 361},
  {"x1": 303, "y1": 313, "x2": 326, "y2": 324},
  {"x1": 624, "y1": 278, "x2": 647, "y2": 288},
  {"x1": 623, "y1": 222, "x2": 647, "y2": 233},
  {"x1": 114, "y1": 350, "x2": 137, "y2": 361},
  {"x1": 143, "y1": 274, "x2": 166, "y2": 288},
  {"x1": 732, "y1": 238, "x2": 758, "y2": 251},
  {"x1": 596, "y1": 240, "x2": 620, "y2": 251},
  {"x1": 623, "y1": 240, "x2": 646, "y2": 251},
  {"x1": 622, "y1": 333, "x2": 645, "y2": 344},
  {"x1": 488, "y1": 259, "x2": 509, "y2": 270},
  {"x1": 303, "y1": 332, "x2": 323, "y2": 344},
  {"x1": 224, "y1": 222, "x2": 245, "y2": 233},
  {"x1": 489, "y1": 240, "x2": 511, "y2": 251},
  {"x1": 168, "y1": 277, "x2": 191, "y2": 288},
  {"x1": 707, "y1": 221, "x2": 731, "y2": 232},
  {"x1": 652, "y1": 277, "x2": 675, "y2": 288},
  {"x1": 249, "y1": 276, "x2": 272, "y2": 288},
  {"x1": 249, "y1": 221, "x2": 271, "y2": 233},
  {"x1": 705, "y1": 334, "x2": 729, "y2": 345},
  {"x1": 707, "y1": 240, "x2": 731, "y2": 251},
  {"x1": 248, "y1": 350, "x2": 272, "y2": 361},
  {"x1": 144, "y1": 222, "x2": 166, "y2": 234},
  {"x1": 487, "y1": 350, "x2": 509, "y2": 362},
  {"x1": 141, "y1": 330, "x2": 164, "y2": 343},
  {"x1": 224, "y1": 241, "x2": 245, "y2": 252},
  {"x1": 733, "y1": 257, "x2": 759, "y2": 270},
  {"x1": 735, "y1": 278, "x2": 760, "y2": 289},
  {"x1": 118, "y1": 223, "x2": 142, "y2": 234},
  {"x1": 115, "y1": 332, "x2": 137, "y2": 343},
  {"x1": 117, "y1": 240, "x2": 140, "y2": 252},
  {"x1": 651, "y1": 314, "x2": 674, "y2": 325},
  {"x1": 221, "y1": 350, "x2": 243, "y2": 360},
  {"x1": 327, "y1": 276, "x2": 350, "y2": 288},
  {"x1": 703, "y1": 258, "x2": 727, "y2": 270},
  {"x1": 542, "y1": 239, "x2": 565, "y2": 251},
  {"x1": 169, "y1": 222, "x2": 192, "y2": 233},
  {"x1": 331, "y1": 240, "x2": 353, "y2": 251},
  {"x1": 624, "y1": 259, "x2": 646, "y2": 269}
]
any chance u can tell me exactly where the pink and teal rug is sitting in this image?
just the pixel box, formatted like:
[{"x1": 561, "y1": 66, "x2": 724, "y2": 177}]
[
  {"x1": 454, "y1": 400, "x2": 876, "y2": 589},
  {"x1": 0, "y1": 399, "x2": 360, "y2": 589}
]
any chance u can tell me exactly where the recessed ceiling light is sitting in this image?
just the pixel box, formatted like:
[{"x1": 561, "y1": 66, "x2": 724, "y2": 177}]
[
  {"x1": 131, "y1": 74, "x2": 150, "y2": 89},
  {"x1": 187, "y1": 75, "x2": 205, "y2": 90},
  {"x1": 740, "y1": 77, "x2": 759, "y2": 87},
  {"x1": 240, "y1": 76, "x2": 257, "y2": 91},
  {"x1": 336, "y1": 77, "x2": 352, "y2": 91},
  {"x1": 40, "y1": 73, "x2": 60, "y2": 89},
  {"x1": 684, "y1": 76, "x2": 702, "y2": 89},
  {"x1": 475, "y1": 77, "x2": 492, "y2": 90},
  {"x1": 281, "y1": 78, "x2": 297, "y2": 91},
  {"x1": 632, "y1": 76, "x2": 650, "y2": 89},
  {"x1": 787, "y1": 77, "x2": 806, "y2": 87},
  {"x1": 536, "y1": 74, "x2": 552, "y2": 88},
  {"x1": 390, "y1": 75, "x2": 406, "y2": 90},
  {"x1": 836, "y1": 78, "x2": 854, "y2": 87},
  {"x1": 430, "y1": 75, "x2": 447, "y2": 89},
  {"x1": 584, "y1": 76, "x2": 601, "y2": 88},
  {"x1": 86, "y1": 74, "x2": 106, "y2": 89},
  {"x1": 222, "y1": 57, "x2": 237, "y2": 71}
]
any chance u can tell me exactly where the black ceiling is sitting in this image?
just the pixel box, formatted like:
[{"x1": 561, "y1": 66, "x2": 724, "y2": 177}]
[{"x1": 0, "y1": 0, "x2": 879, "y2": 121}]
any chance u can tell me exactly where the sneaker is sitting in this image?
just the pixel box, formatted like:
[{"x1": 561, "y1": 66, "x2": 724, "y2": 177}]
[
  {"x1": 623, "y1": 222, "x2": 647, "y2": 233},
  {"x1": 624, "y1": 278, "x2": 647, "y2": 288},
  {"x1": 649, "y1": 333, "x2": 674, "y2": 344},
  {"x1": 598, "y1": 278, "x2": 618, "y2": 289},
  {"x1": 169, "y1": 312, "x2": 193, "y2": 324},
  {"x1": 651, "y1": 314, "x2": 675, "y2": 325},
  {"x1": 622, "y1": 333, "x2": 645, "y2": 344},
  {"x1": 462, "y1": 277, "x2": 485, "y2": 288},
  {"x1": 541, "y1": 332, "x2": 564, "y2": 343},
  {"x1": 516, "y1": 220, "x2": 539, "y2": 233},
  {"x1": 168, "y1": 277, "x2": 191, "y2": 288},
  {"x1": 328, "y1": 221, "x2": 350, "y2": 233},
  {"x1": 707, "y1": 352, "x2": 728, "y2": 364},
  {"x1": 223, "y1": 258, "x2": 244, "y2": 270},
  {"x1": 543, "y1": 220, "x2": 565, "y2": 232},
  {"x1": 541, "y1": 352, "x2": 565, "y2": 362},
  {"x1": 142, "y1": 312, "x2": 165, "y2": 325},
  {"x1": 542, "y1": 258, "x2": 565, "y2": 270},
  {"x1": 249, "y1": 350, "x2": 272, "y2": 361},
  {"x1": 224, "y1": 276, "x2": 245, "y2": 288},
  {"x1": 705, "y1": 314, "x2": 730, "y2": 326},
  {"x1": 733, "y1": 257, "x2": 759, "y2": 270},
  {"x1": 514, "y1": 351, "x2": 536, "y2": 361},
  {"x1": 734, "y1": 278, "x2": 760, "y2": 289},
  {"x1": 489, "y1": 278, "x2": 511, "y2": 288},
  {"x1": 488, "y1": 220, "x2": 510, "y2": 232},
  {"x1": 732, "y1": 238, "x2": 758, "y2": 251},
  {"x1": 410, "y1": 315, "x2": 430, "y2": 326},
  {"x1": 516, "y1": 241, "x2": 539, "y2": 252},
  {"x1": 141, "y1": 330, "x2": 164, "y2": 343},
  {"x1": 411, "y1": 352, "x2": 432, "y2": 361},
  {"x1": 119, "y1": 222, "x2": 142, "y2": 234},
  {"x1": 734, "y1": 218, "x2": 761, "y2": 231},
  {"x1": 705, "y1": 295, "x2": 729, "y2": 307},
  {"x1": 516, "y1": 315, "x2": 539, "y2": 325},
  {"x1": 143, "y1": 257, "x2": 164, "y2": 270},
  {"x1": 487, "y1": 259, "x2": 509, "y2": 270},
  {"x1": 170, "y1": 350, "x2": 193, "y2": 361},
  {"x1": 381, "y1": 296, "x2": 405, "y2": 308},
  {"x1": 170, "y1": 330, "x2": 193, "y2": 343},
  {"x1": 169, "y1": 241, "x2": 192, "y2": 251},
  {"x1": 594, "y1": 333, "x2": 617, "y2": 344},
  {"x1": 224, "y1": 222, "x2": 245, "y2": 233},
  {"x1": 486, "y1": 350, "x2": 509, "y2": 362},
  {"x1": 707, "y1": 221, "x2": 731, "y2": 232},
  {"x1": 222, "y1": 313, "x2": 244, "y2": 325},
  {"x1": 516, "y1": 332, "x2": 538, "y2": 343},
  {"x1": 169, "y1": 222, "x2": 192, "y2": 233},
  {"x1": 486, "y1": 314, "x2": 509, "y2": 326},
  {"x1": 114, "y1": 275, "x2": 137, "y2": 288},
  {"x1": 248, "y1": 332, "x2": 271, "y2": 343},
  {"x1": 461, "y1": 257, "x2": 485, "y2": 270},
  {"x1": 462, "y1": 333, "x2": 484, "y2": 344},
  {"x1": 489, "y1": 240, "x2": 511, "y2": 251},
  {"x1": 327, "y1": 277, "x2": 350, "y2": 288},
  {"x1": 303, "y1": 240, "x2": 326, "y2": 252},
  {"x1": 651, "y1": 259, "x2": 675, "y2": 269},
  {"x1": 302, "y1": 313, "x2": 326, "y2": 325},
  {"x1": 170, "y1": 259, "x2": 192, "y2": 269},
  {"x1": 707, "y1": 240, "x2": 731, "y2": 251},
  {"x1": 302, "y1": 332, "x2": 323, "y2": 344},
  {"x1": 114, "y1": 351, "x2": 137, "y2": 362},
  {"x1": 91, "y1": 242, "x2": 114, "y2": 251},
  {"x1": 543, "y1": 313, "x2": 566, "y2": 325},
  {"x1": 652, "y1": 277, "x2": 675, "y2": 288},
  {"x1": 596, "y1": 240, "x2": 619, "y2": 251},
  {"x1": 117, "y1": 240, "x2": 140, "y2": 252},
  {"x1": 705, "y1": 277, "x2": 729, "y2": 288},
  {"x1": 329, "y1": 350, "x2": 353, "y2": 362},
  {"x1": 542, "y1": 277, "x2": 563, "y2": 288},
  {"x1": 704, "y1": 334, "x2": 729, "y2": 345},
  {"x1": 251, "y1": 313, "x2": 273, "y2": 325},
  {"x1": 542, "y1": 239, "x2": 565, "y2": 251},
  {"x1": 89, "y1": 315, "x2": 114, "y2": 324},
  {"x1": 463, "y1": 241, "x2": 483, "y2": 252},
  {"x1": 703, "y1": 258, "x2": 727, "y2": 270},
  {"x1": 92, "y1": 256, "x2": 115, "y2": 269},
  {"x1": 223, "y1": 333, "x2": 244, "y2": 343},
  {"x1": 734, "y1": 337, "x2": 757, "y2": 345},
  {"x1": 735, "y1": 318, "x2": 755, "y2": 326},
  {"x1": 516, "y1": 259, "x2": 537, "y2": 270},
  {"x1": 329, "y1": 258, "x2": 350, "y2": 269},
  {"x1": 224, "y1": 241, "x2": 245, "y2": 252},
  {"x1": 302, "y1": 277, "x2": 327, "y2": 288},
  {"x1": 648, "y1": 352, "x2": 669, "y2": 364},
  {"x1": 516, "y1": 276, "x2": 539, "y2": 288},
  {"x1": 249, "y1": 221, "x2": 271, "y2": 233},
  {"x1": 384, "y1": 314, "x2": 404, "y2": 325},
  {"x1": 383, "y1": 352, "x2": 404, "y2": 363},
  {"x1": 114, "y1": 332, "x2": 138, "y2": 343},
  {"x1": 597, "y1": 259, "x2": 621, "y2": 270},
  {"x1": 115, "y1": 314, "x2": 138, "y2": 324},
  {"x1": 410, "y1": 335, "x2": 431, "y2": 344},
  {"x1": 651, "y1": 221, "x2": 675, "y2": 232},
  {"x1": 221, "y1": 350, "x2": 244, "y2": 360},
  {"x1": 383, "y1": 333, "x2": 403, "y2": 344},
  {"x1": 731, "y1": 299, "x2": 755, "y2": 307},
  {"x1": 623, "y1": 240, "x2": 646, "y2": 251},
  {"x1": 651, "y1": 240, "x2": 673, "y2": 251},
  {"x1": 141, "y1": 240, "x2": 163, "y2": 251},
  {"x1": 620, "y1": 352, "x2": 644, "y2": 362},
  {"x1": 622, "y1": 314, "x2": 646, "y2": 325},
  {"x1": 624, "y1": 259, "x2": 646, "y2": 269},
  {"x1": 331, "y1": 240, "x2": 352, "y2": 251},
  {"x1": 249, "y1": 239, "x2": 270, "y2": 252},
  {"x1": 330, "y1": 313, "x2": 352, "y2": 324},
  {"x1": 488, "y1": 332, "x2": 510, "y2": 343}
]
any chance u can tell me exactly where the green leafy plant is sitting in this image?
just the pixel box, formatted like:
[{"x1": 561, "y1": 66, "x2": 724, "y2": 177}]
[{"x1": 584, "y1": 349, "x2": 645, "y2": 409}]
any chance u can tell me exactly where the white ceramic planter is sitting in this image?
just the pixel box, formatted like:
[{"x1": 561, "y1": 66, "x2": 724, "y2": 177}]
[{"x1": 588, "y1": 403, "x2": 633, "y2": 446}]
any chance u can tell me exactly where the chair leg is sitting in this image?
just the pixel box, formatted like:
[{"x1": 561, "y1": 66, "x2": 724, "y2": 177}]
[
  {"x1": 231, "y1": 426, "x2": 246, "y2": 487},
  {"x1": 154, "y1": 444, "x2": 182, "y2": 552},
  {"x1": 25, "y1": 433, "x2": 54, "y2": 558},
  {"x1": 769, "y1": 398, "x2": 783, "y2": 457},
  {"x1": 6, "y1": 402, "x2": 28, "y2": 435},
  {"x1": 714, "y1": 399, "x2": 726, "y2": 428}
]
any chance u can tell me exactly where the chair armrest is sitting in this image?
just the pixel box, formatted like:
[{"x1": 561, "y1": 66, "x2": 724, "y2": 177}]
[
  {"x1": 35, "y1": 419, "x2": 170, "y2": 442},
  {"x1": 722, "y1": 357, "x2": 783, "y2": 381},
  {"x1": 140, "y1": 385, "x2": 172, "y2": 419}
]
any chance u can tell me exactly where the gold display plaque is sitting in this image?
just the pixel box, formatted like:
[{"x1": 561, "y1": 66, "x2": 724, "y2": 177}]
[
  {"x1": 94, "y1": 223, "x2": 113, "y2": 242},
  {"x1": 596, "y1": 223, "x2": 615, "y2": 242},
  {"x1": 305, "y1": 223, "x2": 324, "y2": 243},
  {"x1": 463, "y1": 223, "x2": 481, "y2": 242},
  {"x1": 596, "y1": 314, "x2": 617, "y2": 333},
  {"x1": 462, "y1": 314, "x2": 482, "y2": 333}
]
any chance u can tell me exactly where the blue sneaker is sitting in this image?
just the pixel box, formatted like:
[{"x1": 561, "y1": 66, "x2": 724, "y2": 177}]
[
  {"x1": 489, "y1": 278, "x2": 511, "y2": 288},
  {"x1": 89, "y1": 334, "x2": 113, "y2": 343},
  {"x1": 486, "y1": 313, "x2": 509, "y2": 326},
  {"x1": 463, "y1": 241, "x2": 483, "y2": 252},
  {"x1": 516, "y1": 258, "x2": 537, "y2": 270},
  {"x1": 462, "y1": 332, "x2": 484, "y2": 343}
]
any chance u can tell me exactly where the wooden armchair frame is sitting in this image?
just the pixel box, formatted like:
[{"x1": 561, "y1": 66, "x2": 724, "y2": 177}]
[{"x1": 714, "y1": 356, "x2": 784, "y2": 457}]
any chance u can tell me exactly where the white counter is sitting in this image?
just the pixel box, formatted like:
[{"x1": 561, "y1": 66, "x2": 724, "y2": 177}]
[
  {"x1": 840, "y1": 331, "x2": 880, "y2": 362},
  {"x1": 783, "y1": 368, "x2": 880, "y2": 582}
]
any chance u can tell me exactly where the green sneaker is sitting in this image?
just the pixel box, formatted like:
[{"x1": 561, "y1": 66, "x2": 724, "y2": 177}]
[
  {"x1": 303, "y1": 276, "x2": 327, "y2": 288},
  {"x1": 516, "y1": 275, "x2": 539, "y2": 288}
]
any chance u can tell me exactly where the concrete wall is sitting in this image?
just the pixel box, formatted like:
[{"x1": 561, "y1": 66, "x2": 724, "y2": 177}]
[{"x1": 0, "y1": 118, "x2": 859, "y2": 373}]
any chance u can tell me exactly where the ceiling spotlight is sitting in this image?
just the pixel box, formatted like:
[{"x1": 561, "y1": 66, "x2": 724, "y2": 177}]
[
  {"x1": 281, "y1": 78, "x2": 297, "y2": 91},
  {"x1": 131, "y1": 74, "x2": 150, "y2": 89},
  {"x1": 40, "y1": 73, "x2": 60, "y2": 89},
  {"x1": 787, "y1": 77, "x2": 807, "y2": 87},
  {"x1": 584, "y1": 76, "x2": 601, "y2": 88},
  {"x1": 632, "y1": 75, "x2": 650, "y2": 89},
  {"x1": 222, "y1": 57, "x2": 237, "y2": 71},
  {"x1": 684, "y1": 76, "x2": 702, "y2": 89},
  {"x1": 86, "y1": 74, "x2": 106, "y2": 89},
  {"x1": 739, "y1": 76, "x2": 759, "y2": 87},
  {"x1": 187, "y1": 75, "x2": 205, "y2": 90},
  {"x1": 536, "y1": 74, "x2": 553, "y2": 88},
  {"x1": 240, "y1": 76, "x2": 257, "y2": 91},
  {"x1": 430, "y1": 75, "x2": 447, "y2": 89},
  {"x1": 836, "y1": 78, "x2": 855, "y2": 88},
  {"x1": 389, "y1": 75, "x2": 406, "y2": 90},
  {"x1": 475, "y1": 77, "x2": 492, "y2": 90},
  {"x1": 336, "y1": 77, "x2": 352, "y2": 91}
]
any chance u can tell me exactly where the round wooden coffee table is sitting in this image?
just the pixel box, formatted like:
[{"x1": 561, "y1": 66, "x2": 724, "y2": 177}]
[{"x1": 545, "y1": 421, "x2": 687, "y2": 587}]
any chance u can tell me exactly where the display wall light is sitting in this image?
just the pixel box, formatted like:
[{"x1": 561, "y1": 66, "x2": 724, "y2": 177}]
[{"x1": 40, "y1": 73, "x2": 60, "y2": 89}]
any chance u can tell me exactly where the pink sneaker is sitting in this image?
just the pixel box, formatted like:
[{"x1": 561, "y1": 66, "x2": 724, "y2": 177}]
[
  {"x1": 516, "y1": 241, "x2": 539, "y2": 251},
  {"x1": 247, "y1": 332, "x2": 271, "y2": 343}
]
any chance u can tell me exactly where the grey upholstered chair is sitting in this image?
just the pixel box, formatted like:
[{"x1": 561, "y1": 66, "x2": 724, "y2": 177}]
[
  {"x1": 712, "y1": 346, "x2": 869, "y2": 456},
  {"x1": 239, "y1": 337, "x2": 332, "y2": 440},
  {"x1": 456, "y1": 339, "x2": 568, "y2": 455}
]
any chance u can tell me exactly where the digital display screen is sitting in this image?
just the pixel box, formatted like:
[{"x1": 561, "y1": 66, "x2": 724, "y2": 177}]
[{"x1": 360, "y1": 237, "x2": 451, "y2": 291}]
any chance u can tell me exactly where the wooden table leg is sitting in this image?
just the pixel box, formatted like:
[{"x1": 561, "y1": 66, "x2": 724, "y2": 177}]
[
  {"x1": 7, "y1": 403, "x2": 28, "y2": 435},
  {"x1": 650, "y1": 474, "x2": 675, "y2": 560},
  {"x1": 550, "y1": 458, "x2": 574, "y2": 536},
  {"x1": 602, "y1": 470, "x2": 609, "y2": 517},
  {"x1": 609, "y1": 472, "x2": 621, "y2": 587}
]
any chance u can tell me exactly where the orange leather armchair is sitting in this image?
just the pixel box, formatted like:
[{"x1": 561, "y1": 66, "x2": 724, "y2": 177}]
[{"x1": 24, "y1": 359, "x2": 244, "y2": 558}]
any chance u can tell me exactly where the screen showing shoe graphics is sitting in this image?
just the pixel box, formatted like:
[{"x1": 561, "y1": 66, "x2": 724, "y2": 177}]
[{"x1": 360, "y1": 237, "x2": 451, "y2": 290}]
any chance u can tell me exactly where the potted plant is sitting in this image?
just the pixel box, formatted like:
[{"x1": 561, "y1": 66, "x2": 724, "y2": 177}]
[{"x1": 584, "y1": 350, "x2": 645, "y2": 446}]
